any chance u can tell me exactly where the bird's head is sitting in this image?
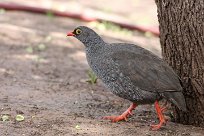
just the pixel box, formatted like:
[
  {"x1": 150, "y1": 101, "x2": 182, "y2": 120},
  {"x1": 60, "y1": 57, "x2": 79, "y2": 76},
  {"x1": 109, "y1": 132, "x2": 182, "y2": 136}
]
[{"x1": 67, "y1": 26, "x2": 104, "y2": 47}]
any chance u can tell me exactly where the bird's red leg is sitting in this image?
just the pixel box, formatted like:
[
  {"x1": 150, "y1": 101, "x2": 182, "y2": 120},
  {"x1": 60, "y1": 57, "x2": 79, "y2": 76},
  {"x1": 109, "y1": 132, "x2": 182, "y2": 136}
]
[
  {"x1": 151, "y1": 101, "x2": 166, "y2": 130},
  {"x1": 103, "y1": 103, "x2": 137, "y2": 122}
]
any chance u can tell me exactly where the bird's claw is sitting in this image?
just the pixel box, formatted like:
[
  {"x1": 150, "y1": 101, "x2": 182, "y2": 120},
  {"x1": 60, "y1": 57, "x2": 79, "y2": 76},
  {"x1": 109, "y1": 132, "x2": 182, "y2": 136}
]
[
  {"x1": 161, "y1": 107, "x2": 167, "y2": 112},
  {"x1": 103, "y1": 115, "x2": 128, "y2": 122},
  {"x1": 103, "y1": 103, "x2": 136, "y2": 123},
  {"x1": 150, "y1": 121, "x2": 166, "y2": 130},
  {"x1": 128, "y1": 111, "x2": 133, "y2": 116}
]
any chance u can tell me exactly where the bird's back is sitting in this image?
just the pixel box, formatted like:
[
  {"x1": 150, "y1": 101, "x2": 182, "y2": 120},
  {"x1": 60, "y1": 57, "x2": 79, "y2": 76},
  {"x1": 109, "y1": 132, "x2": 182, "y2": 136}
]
[{"x1": 108, "y1": 43, "x2": 183, "y2": 92}]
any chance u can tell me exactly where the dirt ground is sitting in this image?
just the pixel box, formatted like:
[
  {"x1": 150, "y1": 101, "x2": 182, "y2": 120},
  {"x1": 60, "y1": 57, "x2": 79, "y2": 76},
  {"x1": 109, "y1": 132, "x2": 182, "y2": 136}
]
[{"x1": 0, "y1": 9, "x2": 204, "y2": 136}]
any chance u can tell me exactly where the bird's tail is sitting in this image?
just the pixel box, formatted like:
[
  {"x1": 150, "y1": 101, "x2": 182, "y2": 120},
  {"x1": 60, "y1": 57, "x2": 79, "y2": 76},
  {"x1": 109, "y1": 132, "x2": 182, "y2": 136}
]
[{"x1": 163, "y1": 91, "x2": 187, "y2": 111}]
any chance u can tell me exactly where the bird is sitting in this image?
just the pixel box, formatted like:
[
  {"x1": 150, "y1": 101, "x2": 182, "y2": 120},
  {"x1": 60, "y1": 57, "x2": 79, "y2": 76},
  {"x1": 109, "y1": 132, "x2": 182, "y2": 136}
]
[{"x1": 67, "y1": 26, "x2": 187, "y2": 130}]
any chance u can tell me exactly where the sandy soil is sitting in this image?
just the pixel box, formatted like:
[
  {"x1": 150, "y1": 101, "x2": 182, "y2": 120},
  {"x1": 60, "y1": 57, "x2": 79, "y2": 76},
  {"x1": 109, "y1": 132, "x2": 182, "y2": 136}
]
[{"x1": 0, "y1": 11, "x2": 204, "y2": 136}]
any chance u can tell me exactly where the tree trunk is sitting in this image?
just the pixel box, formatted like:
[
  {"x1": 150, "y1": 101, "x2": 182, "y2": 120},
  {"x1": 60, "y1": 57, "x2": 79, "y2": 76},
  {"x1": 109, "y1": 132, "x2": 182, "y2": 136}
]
[{"x1": 155, "y1": 0, "x2": 204, "y2": 126}]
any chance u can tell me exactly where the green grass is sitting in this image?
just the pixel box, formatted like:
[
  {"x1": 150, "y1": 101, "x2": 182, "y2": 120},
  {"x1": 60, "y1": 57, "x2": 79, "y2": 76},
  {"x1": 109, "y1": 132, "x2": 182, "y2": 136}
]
[
  {"x1": 0, "y1": 8, "x2": 6, "y2": 14},
  {"x1": 46, "y1": 11, "x2": 55, "y2": 19},
  {"x1": 26, "y1": 46, "x2": 34, "y2": 53},
  {"x1": 86, "y1": 70, "x2": 97, "y2": 85},
  {"x1": 37, "y1": 43, "x2": 46, "y2": 51}
]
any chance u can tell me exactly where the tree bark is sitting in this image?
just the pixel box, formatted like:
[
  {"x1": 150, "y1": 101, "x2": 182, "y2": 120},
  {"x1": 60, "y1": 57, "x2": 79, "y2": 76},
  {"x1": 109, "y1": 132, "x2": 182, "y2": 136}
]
[{"x1": 155, "y1": 0, "x2": 204, "y2": 126}]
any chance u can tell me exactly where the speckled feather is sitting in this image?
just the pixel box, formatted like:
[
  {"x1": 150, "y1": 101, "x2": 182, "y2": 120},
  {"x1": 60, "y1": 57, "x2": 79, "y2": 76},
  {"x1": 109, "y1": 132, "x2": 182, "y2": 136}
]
[{"x1": 72, "y1": 26, "x2": 187, "y2": 111}]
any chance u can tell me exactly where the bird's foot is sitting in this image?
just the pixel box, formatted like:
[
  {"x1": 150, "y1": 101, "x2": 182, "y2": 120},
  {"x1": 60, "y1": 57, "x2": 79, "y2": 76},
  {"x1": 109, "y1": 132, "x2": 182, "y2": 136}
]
[
  {"x1": 103, "y1": 103, "x2": 137, "y2": 122},
  {"x1": 150, "y1": 101, "x2": 167, "y2": 130},
  {"x1": 161, "y1": 106, "x2": 167, "y2": 112},
  {"x1": 160, "y1": 101, "x2": 168, "y2": 112},
  {"x1": 103, "y1": 110, "x2": 132, "y2": 122},
  {"x1": 103, "y1": 115, "x2": 127, "y2": 122},
  {"x1": 150, "y1": 120, "x2": 166, "y2": 130}
]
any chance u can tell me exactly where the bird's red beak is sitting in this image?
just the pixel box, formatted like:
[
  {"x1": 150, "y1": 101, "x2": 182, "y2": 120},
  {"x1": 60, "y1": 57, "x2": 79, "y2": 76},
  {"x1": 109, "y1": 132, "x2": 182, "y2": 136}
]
[{"x1": 67, "y1": 32, "x2": 75, "y2": 36}]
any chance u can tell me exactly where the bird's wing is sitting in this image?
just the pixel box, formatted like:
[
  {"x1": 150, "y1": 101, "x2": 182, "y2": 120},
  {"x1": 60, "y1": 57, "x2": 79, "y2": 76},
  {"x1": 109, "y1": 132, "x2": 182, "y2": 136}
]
[{"x1": 110, "y1": 49, "x2": 182, "y2": 93}]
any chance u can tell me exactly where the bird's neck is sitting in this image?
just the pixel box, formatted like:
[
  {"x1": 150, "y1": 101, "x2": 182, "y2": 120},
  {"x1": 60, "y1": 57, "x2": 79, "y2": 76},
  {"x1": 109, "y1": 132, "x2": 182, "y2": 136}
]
[
  {"x1": 85, "y1": 42, "x2": 105, "y2": 55},
  {"x1": 83, "y1": 35, "x2": 105, "y2": 46},
  {"x1": 85, "y1": 36, "x2": 106, "y2": 55}
]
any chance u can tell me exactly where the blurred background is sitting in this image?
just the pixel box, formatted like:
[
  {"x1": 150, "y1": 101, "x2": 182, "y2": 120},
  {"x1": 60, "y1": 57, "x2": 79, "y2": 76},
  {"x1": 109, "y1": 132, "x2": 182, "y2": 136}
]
[
  {"x1": 0, "y1": 0, "x2": 160, "y2": 55},
  {"x1": 2, "y1": 0, "x2": 158, "y2": 27}
]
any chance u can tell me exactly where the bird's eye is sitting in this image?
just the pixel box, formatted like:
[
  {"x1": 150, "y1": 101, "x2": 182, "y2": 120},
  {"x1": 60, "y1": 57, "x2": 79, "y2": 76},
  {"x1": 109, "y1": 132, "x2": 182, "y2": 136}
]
[{"x1": 75, "y1": 29, "x2": 82, "y2": 35}]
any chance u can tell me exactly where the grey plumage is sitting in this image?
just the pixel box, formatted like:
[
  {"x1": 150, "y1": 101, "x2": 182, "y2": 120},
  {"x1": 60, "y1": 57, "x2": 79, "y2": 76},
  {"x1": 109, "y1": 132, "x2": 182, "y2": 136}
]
[{"x1": 69, "y1": 26, "x2": 187, "y2": 111}]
